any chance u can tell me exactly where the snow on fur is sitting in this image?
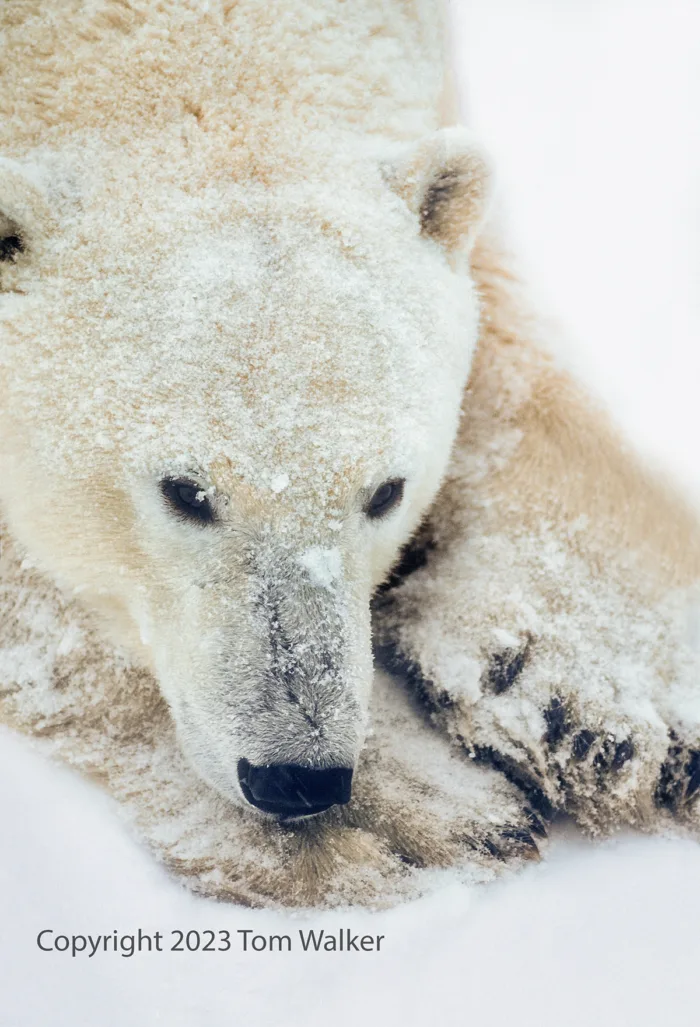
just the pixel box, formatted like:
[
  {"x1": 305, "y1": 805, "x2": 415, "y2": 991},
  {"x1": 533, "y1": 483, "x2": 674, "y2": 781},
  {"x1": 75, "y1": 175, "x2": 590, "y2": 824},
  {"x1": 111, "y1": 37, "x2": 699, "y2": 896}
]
[
  {"x1": 0, "y1": 519, "x2": 537, "y2": 908},
  {"x1": 0, "y1": 0, "x2": 493, "y2": 812},
  {"x1": 1, "y1": 0, "x2": 700, "y2": 911},
  {"x1": 375, "y1": 245, "x2": 700, "y2": 836}
]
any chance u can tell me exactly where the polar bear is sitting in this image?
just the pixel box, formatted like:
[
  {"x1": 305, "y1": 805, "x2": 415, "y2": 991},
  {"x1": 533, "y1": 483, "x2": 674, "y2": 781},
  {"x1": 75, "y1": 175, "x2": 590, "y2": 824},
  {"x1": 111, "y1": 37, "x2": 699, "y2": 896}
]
[
  {"x1": 0, "y1": 0, "x2": 494, "y2": 815},
  {"x1": 1, "y1": 0, "x2": 699, "y2": 908}
]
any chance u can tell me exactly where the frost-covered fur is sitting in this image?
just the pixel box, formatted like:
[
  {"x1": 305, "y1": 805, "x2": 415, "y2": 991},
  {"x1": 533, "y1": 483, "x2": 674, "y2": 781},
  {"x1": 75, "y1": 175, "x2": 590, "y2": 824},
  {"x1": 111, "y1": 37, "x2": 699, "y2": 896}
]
[
  {"x1": 2, "y1": 0, "x2": 700, "y2": 910},
  {"x1": 0, "y1": 0, "x2": 492, "y2": 804},
  {"x1": 375, "y1": 244, "x2": 700, "y2": 837},
  {"x1": 0, "y1": 523, "x2": 538, "y2": 907}
]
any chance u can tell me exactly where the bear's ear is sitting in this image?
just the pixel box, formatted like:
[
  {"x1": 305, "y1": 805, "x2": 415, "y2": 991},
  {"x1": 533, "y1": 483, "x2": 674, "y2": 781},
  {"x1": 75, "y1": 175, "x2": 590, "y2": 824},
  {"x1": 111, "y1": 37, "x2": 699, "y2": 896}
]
[
  {"x1": 0, "y1": 158, "x2": 53, "y2": 263},
  {"x1": 386, "y1": 127, "x2": 493, "y2": 253}
]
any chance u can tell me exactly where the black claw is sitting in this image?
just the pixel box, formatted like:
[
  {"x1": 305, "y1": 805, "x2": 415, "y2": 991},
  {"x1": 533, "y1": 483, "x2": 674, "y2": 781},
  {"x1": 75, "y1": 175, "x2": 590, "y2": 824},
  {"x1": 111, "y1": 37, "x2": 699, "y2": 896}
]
[
  {"x1": 396, "y1": 852, "x2": 422, "y2": 868},
  {"x1": 572, "y1": 729, "x2": 596, "y2": 760},
  {"x1": 655, "y1": 733, "x2": 688, "y2": 813},
  {"x1": 612, "y1": 738, "x2": 634, "y2": 770},
  {"x1": 525, "y1": 809, "x2": 548, "y2": 838},
  {"x1": 473, "y1": 744, "x2": 555, "y2": 821},
  {"x1": 543, "y1": 696, "x2": 572, "y2": 748},
  {"x1": 656, "y1": 772, "x2": 684, "y2": 812},
  {"x1": 482, "y1": 838, "x2": 504, "y2": 860},
  {"x1": 484, "y1": 639, "x2": 532, "y2": 696},
  {"x1": 686, "y1": 751, "x2": 700, "y2": 800},
  {"x1": 501, "y1": 827, "x2": 537, "y2": 850},
  {"x1": 594, "y1": 737, "x2": 617, "y2": 774}
]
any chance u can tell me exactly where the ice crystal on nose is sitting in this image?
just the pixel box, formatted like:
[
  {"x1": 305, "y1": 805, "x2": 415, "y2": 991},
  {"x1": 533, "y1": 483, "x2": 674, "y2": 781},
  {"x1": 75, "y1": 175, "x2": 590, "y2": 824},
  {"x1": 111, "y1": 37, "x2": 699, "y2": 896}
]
[{"x1": 298, "y1": 547, "x2": 343, "y2": 589}]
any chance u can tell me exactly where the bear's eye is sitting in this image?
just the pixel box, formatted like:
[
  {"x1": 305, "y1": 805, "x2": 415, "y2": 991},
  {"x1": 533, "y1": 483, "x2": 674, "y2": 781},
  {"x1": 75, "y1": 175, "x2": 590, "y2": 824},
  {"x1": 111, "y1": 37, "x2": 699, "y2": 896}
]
[
  {"x1": 160, "y1": 477, "x2": 214, "y2": 524},
  {"x1": 365, "y1": 478, "x2": 405, "y2": 520}
]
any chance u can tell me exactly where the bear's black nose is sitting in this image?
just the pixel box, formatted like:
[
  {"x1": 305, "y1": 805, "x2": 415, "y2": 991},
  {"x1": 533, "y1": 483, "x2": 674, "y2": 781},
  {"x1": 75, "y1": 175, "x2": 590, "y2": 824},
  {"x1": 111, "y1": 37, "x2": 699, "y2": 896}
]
[{"x1": 237, "y1": 759, "x2": 353, "y2": 818}]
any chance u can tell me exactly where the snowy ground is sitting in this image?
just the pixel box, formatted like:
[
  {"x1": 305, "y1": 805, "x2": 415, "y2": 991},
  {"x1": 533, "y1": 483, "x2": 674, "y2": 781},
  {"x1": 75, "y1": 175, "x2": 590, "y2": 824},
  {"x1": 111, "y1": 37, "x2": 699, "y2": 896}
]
[{"x1": 2, "y1": 2, "x2": 700, "y2": 1025}]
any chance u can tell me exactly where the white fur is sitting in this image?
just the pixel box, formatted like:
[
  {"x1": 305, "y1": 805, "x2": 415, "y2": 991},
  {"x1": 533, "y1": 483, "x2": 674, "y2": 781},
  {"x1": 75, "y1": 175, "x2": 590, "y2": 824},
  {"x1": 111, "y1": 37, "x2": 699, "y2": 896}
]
[{"x1": 0, "y1": 0, "x2": 490, "y2": 809}]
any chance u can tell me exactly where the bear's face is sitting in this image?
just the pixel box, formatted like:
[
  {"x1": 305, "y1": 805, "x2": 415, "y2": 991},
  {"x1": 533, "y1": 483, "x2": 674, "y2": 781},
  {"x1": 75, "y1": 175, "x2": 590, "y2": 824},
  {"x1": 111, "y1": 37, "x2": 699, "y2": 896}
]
[{"x1": 0, "y1": 130, "x2": 491, "y2": 815}]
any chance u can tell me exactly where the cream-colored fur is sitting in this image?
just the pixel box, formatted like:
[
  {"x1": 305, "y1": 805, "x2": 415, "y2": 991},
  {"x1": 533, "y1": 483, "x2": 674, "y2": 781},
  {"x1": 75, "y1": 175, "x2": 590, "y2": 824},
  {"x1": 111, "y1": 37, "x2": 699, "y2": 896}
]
[
  {"x1": 0, "y1": 519, "x2": 537, "y2": 907},
  {"x1": 1, "y1": 1, "x2": 699, "y2": 909},
  {"x1": 376, "y1": 240, "x2": 700, "y2": 836},
  {"x1": 0, "y1": 1, "x2": 492, "y2": 805}
]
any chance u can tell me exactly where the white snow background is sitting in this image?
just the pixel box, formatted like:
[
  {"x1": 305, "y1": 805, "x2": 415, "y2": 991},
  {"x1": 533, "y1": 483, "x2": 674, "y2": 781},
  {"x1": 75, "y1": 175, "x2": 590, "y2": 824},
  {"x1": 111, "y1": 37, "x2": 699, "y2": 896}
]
[{"x1": 2, "y1": 2, "x2": 700, "y2": 1024}]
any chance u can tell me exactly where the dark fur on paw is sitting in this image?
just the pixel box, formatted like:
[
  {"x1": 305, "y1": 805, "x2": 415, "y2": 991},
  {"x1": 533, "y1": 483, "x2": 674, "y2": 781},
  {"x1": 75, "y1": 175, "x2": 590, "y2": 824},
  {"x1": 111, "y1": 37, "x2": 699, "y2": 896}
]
[
  {"x1": 537, "y1": 695, "x2": 637, "y2": 818},
  {"x1": 471, "y1": 742, "x2": 556, "y2": 821},
  {"x1": 655, "y1": 731, "x2": 700, "y2": 814},
  {"x1": 543, "y1": 696, "x2": 573, "y2": 748},
  {"x1": 482, "y1": 637, "x2": 532, "y2": 696},
  {"x1": 374, "y1": 641, "x2": 456, "y2": 713},
  {"x1": 376, "y1": 642, "x2": 557, "y2": 829},
  {"x1": 541, "y1": 696, "x2": 635, "y2": 776}
]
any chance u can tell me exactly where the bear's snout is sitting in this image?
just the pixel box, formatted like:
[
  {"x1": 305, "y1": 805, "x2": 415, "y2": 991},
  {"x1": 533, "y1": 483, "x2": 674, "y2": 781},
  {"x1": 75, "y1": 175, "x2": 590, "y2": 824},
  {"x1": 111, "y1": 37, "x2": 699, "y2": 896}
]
[{"x1": 237, "y1": 758, "x2": 353, "y2": 818}]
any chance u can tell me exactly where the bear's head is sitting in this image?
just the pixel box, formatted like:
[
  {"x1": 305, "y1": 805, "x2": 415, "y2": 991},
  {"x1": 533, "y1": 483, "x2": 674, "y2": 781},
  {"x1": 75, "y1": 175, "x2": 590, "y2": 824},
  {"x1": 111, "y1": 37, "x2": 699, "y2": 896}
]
[{"x1": 0, "y1": 129, "x2": 491, "y2": 818}]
